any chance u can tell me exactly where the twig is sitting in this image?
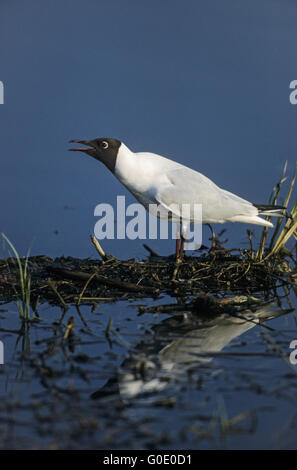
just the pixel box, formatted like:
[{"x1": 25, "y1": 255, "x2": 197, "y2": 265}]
[
  {"x1": 143, "y1": 244, "x2": 160, "y2": 257},
  {"x1": 75, "y1": 305, "x2": 88, "y2": 327},
  {"x1": 47, "y1": 279, "x2": 68, "y2": 310},
  {"x1": 105, "y1": 316, "x2": 113, "y2": 337},
  {"x1": 77, "y1": 271, "x2": 98, "y2": 306},
  {"x1": 47, "y1": 266, "x2": 159, "y2": 295},
  {"x1": 63, "y1": 316, "x2": 75, "y2": 341},
  {"x1": 74, "y1": 296, "x2": 114, "y2": 301}
]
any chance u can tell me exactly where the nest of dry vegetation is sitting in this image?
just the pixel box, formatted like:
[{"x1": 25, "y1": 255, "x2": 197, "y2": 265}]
[{"x1": 0, "y1": 247, "x2": 293, "y2": 308}]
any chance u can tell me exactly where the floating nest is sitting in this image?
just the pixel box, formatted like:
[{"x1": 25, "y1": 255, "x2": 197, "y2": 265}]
[{"x1": 0, "y1": 247, "x2": 293, "y2": 307}]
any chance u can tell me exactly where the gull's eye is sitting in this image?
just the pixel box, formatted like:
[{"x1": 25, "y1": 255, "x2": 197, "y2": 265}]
[{"x1": 101, "y1": 141, "x2": 109, "y2": 149}]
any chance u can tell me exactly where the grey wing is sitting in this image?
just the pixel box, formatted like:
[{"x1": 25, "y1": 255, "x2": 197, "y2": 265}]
[{"x1": 155, "y1": 167, "x2": 257, "y2": 223}]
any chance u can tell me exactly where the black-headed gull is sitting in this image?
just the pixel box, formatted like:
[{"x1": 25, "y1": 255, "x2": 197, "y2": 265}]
[{"x1": 69, "y1": 137, "x2": 283, "y2": 259}]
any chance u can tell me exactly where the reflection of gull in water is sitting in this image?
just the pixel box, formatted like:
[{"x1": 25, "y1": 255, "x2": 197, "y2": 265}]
[{"x1": 91, "y1": 302, "x2": 287, "y2": 402}]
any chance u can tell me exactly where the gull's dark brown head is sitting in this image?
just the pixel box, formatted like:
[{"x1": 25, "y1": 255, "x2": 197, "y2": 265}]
[{"x1": 69, "y1": 137, "x2": 121, "y2": 172}]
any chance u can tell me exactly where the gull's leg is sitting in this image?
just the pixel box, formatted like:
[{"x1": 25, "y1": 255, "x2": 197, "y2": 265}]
[
  {"x1": 178, "y1": 223, "x2": 188, "y2": 261},
  {"x1": 172, "y1": 223, "x2": 186, "y2": 279},
  {"x1": 207, "y1": 223, "x2": 216, "y2": 250}
]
